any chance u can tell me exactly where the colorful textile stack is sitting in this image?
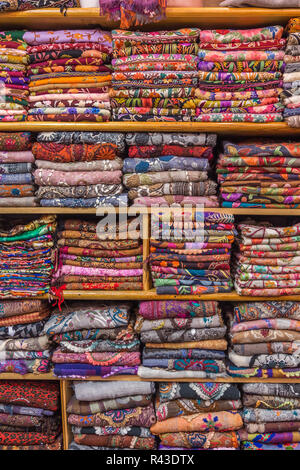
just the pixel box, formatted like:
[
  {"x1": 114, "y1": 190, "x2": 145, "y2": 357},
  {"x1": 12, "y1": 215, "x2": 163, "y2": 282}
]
[
  {"x1": 0, "y1": 215, "x2": 56, "y2": 298},
  {"x1": 123, "y1": 132, "x2": 219, "y2": 207},
  {"x1": 0, "y1": 300, "x2": 52, "y2": 375},
  {"x1": 0, "y1": 381, "x2": 61, "y2": 450},
  {"x1": 240, "y1": 383, "x2": 300, "y2": 450},
  {"x1": 136, "y1": 300, "x2": 228, "y2": 380},
  {"x1": 282, "y1": 18, "x2": 300, "y2": 128},
  {"x1": 0, "y1": 30, "x2": 29, "y2": 122},
  {"x1": 99, "y1": 0, "x2": 166, "y2": 29},
  {"x1": 234, "y1": 219, "x2": 300, "y2": 296},
  {"x1": 227, "y1": 301, "x2": 300, "y2": 379},
  {"x1": 0, "y1": 0, "x2": 79, "y2": 11},
  {"x1": 149, "y1": 211, "x2": 235, "y2": 295},
  {"x1": 0, "y1": 132, "x2": 36, "y2": 207},
  {"x1": 151, "y1": 382, "x2": 243, "y2": 450},
  {"x1": 44, "y1": 301, "x2": 140, "y2": 378},
  {"x1": 52, "y1": 217, "x2": 143, "y2": 294},
  {"x1": 196, "y1": 26, "x2": 285, "y2": 123},
  {"x1": 217, "y1": 139, "x2": 300, "y2": 209},
  {"x1": 25, "y1": 29, "x2": 112, "y2": 122},
  {"x1": 110, "y1": 28, "x2": 199, "y2": 122},
  {"x1": 32, "y1": 131, "x2": 126, "y2": 208},
  {"x1": 68, "y1": 380, "x2": 157, "y2": 449}
]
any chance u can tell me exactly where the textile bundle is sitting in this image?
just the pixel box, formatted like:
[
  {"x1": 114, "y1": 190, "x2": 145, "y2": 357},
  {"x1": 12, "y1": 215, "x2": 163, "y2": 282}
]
[
  {"x1": 110, "y1": 28, "x2": 200, "y2": 122},
  {"x1": 149, "y1": 211, "x2": 235, "y2": 295},
  {"x1": 227, "y1": 301, "x2": 300, "y2": 379},
  {"x1": 0, "y1": 132, "x2": 36, "y2": 207},
  {"x1": 136, "y1": 300, "x2": 229, "y2": 379},
  {"x1": 32, "y1": 131, "x2": 127, "y2": 208},
  {"x1": 281, "y1": 18, "x2": 300, "y2": 128},
  {"x1": 0, "y1": 1, "x2": 80, "y2": 11},
  {"x1": 195, "y1": 26, "x2": 285, "y2": 123},
  {"x1": 0, "y1": 300, "x2": 52, "y2": 375},
  {"x1": 99, "y1": 0, "x2": 166, "y2": 30},
  {"x1": 240, "y1": 383, "x2": 300, "y2": 450},
  {"x1": 0, "y1": 31, "x2": 29, "y2": 122},
  {"x1": 25, "y1": 29, "x2": 112, "y2": 122},
  {"x1": 52, "y1": 216, "x2": 143, "y2": 294},
  {"x1": 217, "y1": 139, "x2": 300, "y2": 209},
  {"x1": 0, "y1": 215, "x2": 56, "y2": 298},
  {"x1": 0, "y1": 380, "x2": 62, "y2": 450},
  {"x1": 234, "y1": 219, "x2": 300, "y2": 296},
  {"x1": 123, "y1": 132, "x2": 219, "y2": 207},
  {"x1": 44, "y1": 301, "x2": 141, "y2": 378},
  {"x1": 68, "y1": 380, "x2": 157, "y2": 450},
  {"x1": 151, "y1": 382, "x2": 243, "y2": 450}
]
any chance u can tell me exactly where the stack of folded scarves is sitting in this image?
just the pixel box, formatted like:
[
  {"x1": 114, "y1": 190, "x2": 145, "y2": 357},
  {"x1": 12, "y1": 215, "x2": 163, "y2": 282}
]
[
  {"x1": 0, "y1": 299, "x2": 52, "y2": 375},
  {"x1": 150, "y1": 382, "x2": 243, "y2": 450},
  {"x1": 234, "y1": 219, "x2": 300, "y2": 296},
  {"x1": 0, "y1": 215, "x2": 56, "y2": 298},
  {"x1": 282, "y1": 18, "x2": 300, "y2": 128},
  {"x1": 68, "y1": 380, "x2": 157, "y2": 450},
  {"x1": 0, "y1": 0, "x2": 79, "y2": 11},
  {"x1": 149, "y1": 210, "x2": 235, "y2": 295},
  {"x1": 240, "y1": 382, "x2": 300, "y2": 450},
  {"x1": 0, "y1": 380, "x2": 62, "y2": 450},
  {"x1": 136, "y1": 300, "x2": 228, "y2": 380},
  {"x1": 25, "y1": 29, "x2": 112, "y2": 122},
  {"x1": 0, "y1": 131, "x2": 36, "y2": 207},
  {"x1": 44, "y1": 301, "x2": 140, "y2": 378},
  {"x1": 227, "y1": 301, "x2": 300, "y2": 379},
  {"x1": 32, "y1": 131, "x2": 127, "y2": 208},
  {"x1": 196, "y1": 26, "x2": 285, "y2": 122},
  {"x1": 110, "y1": 28, "x2": 199, "y2": 122},
  {"x1": 51, "y1": 217, "x2": 143, "y2": 294},
  {"x1": 123, "y1": 132, "x2": 219, "y2": 207},
  {"x1": 0, "y1": 30, "x2": 29, "y2": 122},
  {"x1": 217, "y1": 139, "x2": 300, "y2": 209}
]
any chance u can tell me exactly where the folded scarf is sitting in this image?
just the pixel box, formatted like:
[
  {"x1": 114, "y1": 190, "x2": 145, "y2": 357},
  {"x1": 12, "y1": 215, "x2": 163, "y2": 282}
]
[
  {"x1": 159, "y1": 431, "x2": 240, "y2": 449},
  {"x1": 150, "y1": 411, "x2": 243, "y2": 434},
  {"x1": 199, "y1": 26, "x2": 283, "y2": 44},
  {"x1": 68, "y1": 404, "x2": 156, "y2": 428}
]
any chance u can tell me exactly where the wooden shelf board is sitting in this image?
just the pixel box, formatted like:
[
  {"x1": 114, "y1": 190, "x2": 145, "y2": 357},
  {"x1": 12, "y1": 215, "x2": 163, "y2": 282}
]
[
  {"x1": 0, "y1": 373, "x2": 56, "y2": 380},
  {"x1": 0, "y1": 375, "x2": 298, "y2": 383},
  {"x1": 0, "y1": 7, "x2": 298, "y2": 29},
  {"x1": 0, "y1": 122, "x2": 297, "y2": 136},
  {"x1": 58, "y1": 289, "x2": 300, "y2": 301},
  {"x1": 62, "y1": 377, "x2": 300, "y2": 383},
  {"x1": 2, "y1": 207, "x2": 300, "y2": 216}
]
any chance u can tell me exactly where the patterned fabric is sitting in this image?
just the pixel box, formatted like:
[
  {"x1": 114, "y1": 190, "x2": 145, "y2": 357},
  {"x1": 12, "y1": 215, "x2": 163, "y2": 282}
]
[{"x1": 0, "y1": 0, "x2": 79, "y2": 11}]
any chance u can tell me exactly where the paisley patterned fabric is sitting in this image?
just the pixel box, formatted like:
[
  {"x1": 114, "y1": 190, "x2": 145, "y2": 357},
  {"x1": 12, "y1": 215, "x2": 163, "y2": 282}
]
[
  {"x1": 27, "y1": 31, "x2": 112, "y2": 123},
  {"x1": 111, "y1": 30, "x2": 199, "y2": 122},
  {"x1": 67, "y1": 380, "x2": 157, "y2": 450},
  {"x1": 150, "y1": 212, "x2": 235, "y2": 295},
  {"x1": 197, "y1": 26, "x2": 284, "y2": 122}
]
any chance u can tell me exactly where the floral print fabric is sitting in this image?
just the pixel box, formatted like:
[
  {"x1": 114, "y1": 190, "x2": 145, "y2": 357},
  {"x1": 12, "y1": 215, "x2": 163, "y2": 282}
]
[
  {"x1": 68, "y1": 380, "x2": 157, "y2": 450},
  {"x1": 26, "y1": 30, "x2": 112, "y2": 123},
  {"x1": 218, "y1": 138, "x2": 300, "y2": 208},
  {"x1": 196, "y1": 26, "x2": 284, "y2": 122}
]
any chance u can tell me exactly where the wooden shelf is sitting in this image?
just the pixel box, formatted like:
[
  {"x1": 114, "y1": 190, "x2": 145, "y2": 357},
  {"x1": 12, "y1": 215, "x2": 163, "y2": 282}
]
[
  {"x1": 70, "y1": 376, "x2": 300, "y2": 383},
  {"x1": 2, "y1": 207, "x2": 300, "y2": 216},
  {"x1": 0, "y1": 7, "x2": 298, "y2": 29},
  {"x1": 0, "y1": 373, "x2": 56, "y2": 380},
  {"x1": 0, "y1": 122, "x2": 298, "y2": 136},
  {"x1": 58, "y1": 289, "x2": 300, "y2": 301},
  {"x1": 0, "y1": 374, "x2": 299, "y2": 383}
]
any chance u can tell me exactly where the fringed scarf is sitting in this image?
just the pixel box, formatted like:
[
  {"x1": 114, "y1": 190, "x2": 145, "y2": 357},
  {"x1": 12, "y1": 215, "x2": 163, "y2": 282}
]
[{"x1": 99, "y1": 0, "x2": 167, "y2": 29}]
